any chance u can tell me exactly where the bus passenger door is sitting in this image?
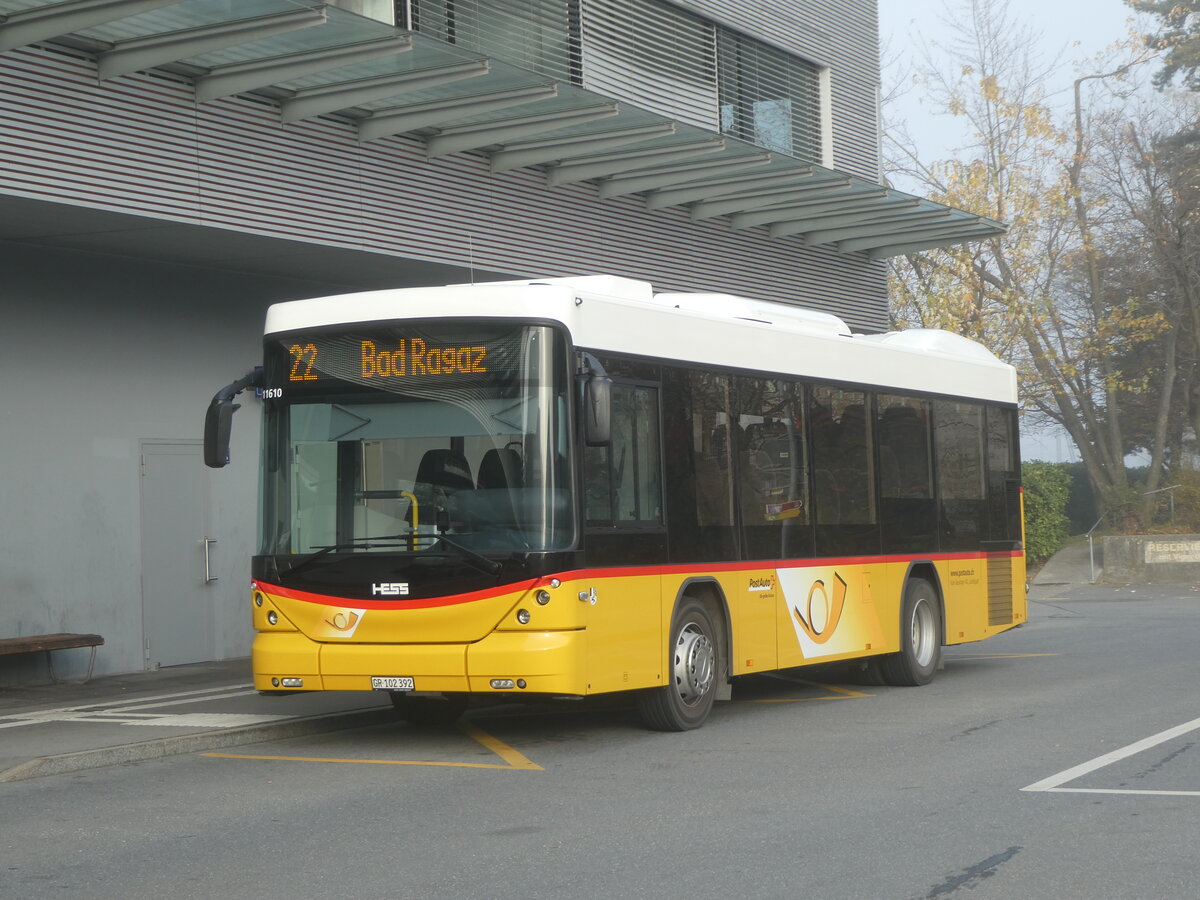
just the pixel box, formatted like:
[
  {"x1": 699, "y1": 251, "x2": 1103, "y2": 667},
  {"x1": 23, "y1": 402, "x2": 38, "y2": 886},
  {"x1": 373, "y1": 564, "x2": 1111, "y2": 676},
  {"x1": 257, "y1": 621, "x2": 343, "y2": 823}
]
[{"x1": 583, "y1": 381, "x2": 665, "y2": 692}]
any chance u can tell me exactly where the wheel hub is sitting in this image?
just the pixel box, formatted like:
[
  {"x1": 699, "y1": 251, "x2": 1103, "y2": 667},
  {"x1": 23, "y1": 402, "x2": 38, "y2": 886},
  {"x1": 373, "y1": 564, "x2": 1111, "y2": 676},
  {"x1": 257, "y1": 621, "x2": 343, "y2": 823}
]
[
  {"x1": 911, "y1": 598, "x2": 936, "y2": 668},
  {"x1": 673, "y1": 623, "x2": 714, "y2": 706}
]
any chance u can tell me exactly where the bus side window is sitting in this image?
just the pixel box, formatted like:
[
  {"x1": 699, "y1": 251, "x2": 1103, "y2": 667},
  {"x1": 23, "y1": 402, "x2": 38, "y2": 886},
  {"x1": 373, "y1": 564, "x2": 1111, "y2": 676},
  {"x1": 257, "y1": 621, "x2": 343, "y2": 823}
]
[
  {"x1": 737, "y1": 378, "x2": 811, "y2": 560},
  {"x1": 985, "y1": 405, "x2": 1020, "y2": 544},
  {"x1": 810, "y1": 387, "x2": 875, "y2": 526},
  {"x1": 933, "y1": 400, "x2": 986, "y2": 550},
  {"x1": 878, "y1": 394, "x2": 936, "y2": 552},
  {"x1": 584, "y1": 383, "x2": 662, "y2": 526}
]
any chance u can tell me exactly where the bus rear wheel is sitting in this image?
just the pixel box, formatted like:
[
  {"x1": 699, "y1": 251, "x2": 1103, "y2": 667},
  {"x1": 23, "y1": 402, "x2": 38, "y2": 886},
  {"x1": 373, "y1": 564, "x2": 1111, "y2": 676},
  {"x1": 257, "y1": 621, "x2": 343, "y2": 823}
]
[
  {"x1": 877, "y1": 577, "x2": 941, "y2": 686},
  {"x1": 636, "y1": 598, "x2": 720, "y2": 731},
  {"x1": 389, "y1": 692, "x2": 469, "y2": 727}
]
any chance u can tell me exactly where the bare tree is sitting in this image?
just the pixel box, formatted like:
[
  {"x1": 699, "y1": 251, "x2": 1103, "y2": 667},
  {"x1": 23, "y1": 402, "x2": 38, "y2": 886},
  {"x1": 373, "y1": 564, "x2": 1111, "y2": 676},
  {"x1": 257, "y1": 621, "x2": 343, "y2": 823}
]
[{"x1": 885, "y1": 0, "x2": 1166, "y2": 515}]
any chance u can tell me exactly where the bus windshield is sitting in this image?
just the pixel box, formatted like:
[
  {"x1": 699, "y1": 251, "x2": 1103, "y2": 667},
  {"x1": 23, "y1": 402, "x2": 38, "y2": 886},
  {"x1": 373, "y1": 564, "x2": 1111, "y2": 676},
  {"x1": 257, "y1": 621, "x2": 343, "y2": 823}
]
[{"x1": 259, "y1": 322, "x2": 574, "y2": 559}]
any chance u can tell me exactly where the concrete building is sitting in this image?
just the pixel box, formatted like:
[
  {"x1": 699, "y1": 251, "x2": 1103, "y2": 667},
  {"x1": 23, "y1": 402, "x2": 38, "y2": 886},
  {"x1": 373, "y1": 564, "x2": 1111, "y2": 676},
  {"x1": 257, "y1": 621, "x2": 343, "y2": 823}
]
[{"x1": 0, "y1": 0, "x2": 1002, "y2": 682}]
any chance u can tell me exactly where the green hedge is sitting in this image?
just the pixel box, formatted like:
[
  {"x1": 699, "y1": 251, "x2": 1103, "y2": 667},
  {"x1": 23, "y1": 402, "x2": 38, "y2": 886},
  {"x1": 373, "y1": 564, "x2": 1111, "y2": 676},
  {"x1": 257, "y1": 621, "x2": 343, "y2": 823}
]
[{"x1": 1022, "y1": 462, "x2": 1071, "y2": 565}]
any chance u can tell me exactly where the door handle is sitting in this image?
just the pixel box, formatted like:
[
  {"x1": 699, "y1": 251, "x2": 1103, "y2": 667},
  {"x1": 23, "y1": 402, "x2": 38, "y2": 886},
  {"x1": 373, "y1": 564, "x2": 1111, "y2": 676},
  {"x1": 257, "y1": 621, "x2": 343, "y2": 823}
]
[{"x1": 204, "y1": 537, "x2": 218, "y2": 584}]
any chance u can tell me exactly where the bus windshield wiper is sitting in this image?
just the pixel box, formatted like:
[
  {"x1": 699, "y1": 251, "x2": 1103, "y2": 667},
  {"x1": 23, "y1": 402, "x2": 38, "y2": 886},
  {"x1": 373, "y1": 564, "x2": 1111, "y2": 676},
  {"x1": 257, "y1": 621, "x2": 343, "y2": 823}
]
[
  {"x1": 429, "y1": 533, "x2": 503, "y2": 577},
  {"x1": 283, "y1": 531, "x2": 503, "y2": 578},
  {"x1": 285, "y1": 533, "x2": 411, "y2": 577}
]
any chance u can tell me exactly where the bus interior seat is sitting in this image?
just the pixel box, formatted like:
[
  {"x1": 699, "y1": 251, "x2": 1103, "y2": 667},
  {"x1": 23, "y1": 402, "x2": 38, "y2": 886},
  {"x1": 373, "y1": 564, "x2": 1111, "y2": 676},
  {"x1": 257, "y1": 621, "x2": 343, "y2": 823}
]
[
  {"x1": 477, "y1": 447, "x2": 523, "y2": 491},
  {"x1": 880, "y1": 406, "x2": 930, "y2": 496},
  {"x1": 414, "y1": 449, "x2": 473, "y2": 498}
]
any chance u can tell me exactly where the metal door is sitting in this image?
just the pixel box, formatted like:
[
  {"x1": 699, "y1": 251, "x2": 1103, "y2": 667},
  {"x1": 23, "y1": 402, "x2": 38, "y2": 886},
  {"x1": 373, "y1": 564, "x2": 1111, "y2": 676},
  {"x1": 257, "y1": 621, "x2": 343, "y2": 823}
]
[{"x1": 140, "y1": 440, "x2": 215, "y2": 668}]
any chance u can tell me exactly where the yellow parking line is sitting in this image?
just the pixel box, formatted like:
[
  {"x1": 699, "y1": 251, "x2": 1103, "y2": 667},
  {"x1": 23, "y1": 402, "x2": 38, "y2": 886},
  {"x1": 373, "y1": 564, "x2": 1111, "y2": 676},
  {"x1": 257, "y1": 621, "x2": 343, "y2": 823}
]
[
  {"x1": 202, "y1": 753, "x2": 520, "y2": 769},
  {"x1": 202, "y1": 721, "x2": 543, "y2": 771},
  {"x1": 947, "y1": 653, "x2": 1059, "y2": 660},
  {"x1": 459, "y1": 723, "x2": 542, "y2": 770},
  {"x1": 748, "y1": 681, "x2": 873, "y2": 703}
]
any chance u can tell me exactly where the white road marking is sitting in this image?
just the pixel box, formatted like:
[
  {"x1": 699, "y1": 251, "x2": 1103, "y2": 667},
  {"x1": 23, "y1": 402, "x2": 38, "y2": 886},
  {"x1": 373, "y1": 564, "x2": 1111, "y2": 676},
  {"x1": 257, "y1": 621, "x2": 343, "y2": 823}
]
[
  {"x1": 1022, "y1": 714, "x2": 1200, "y2": 796},
  {"x1": 0, "y1": 685, "x2": 268, "y2": 729},
  {"x1": 103, "y1": 688, "x2": 259, "y2": 710}
]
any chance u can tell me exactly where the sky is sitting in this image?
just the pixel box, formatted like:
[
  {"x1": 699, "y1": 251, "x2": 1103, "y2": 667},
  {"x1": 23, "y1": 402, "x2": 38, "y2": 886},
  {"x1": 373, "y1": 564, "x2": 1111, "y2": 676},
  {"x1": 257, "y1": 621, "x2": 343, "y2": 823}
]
[
  {"x1": 878, "y1": 0, "x2": 1148, "y2": 174},
  {"x1": 876, "y1": 0, "x2": 1153, "y2": 461}
]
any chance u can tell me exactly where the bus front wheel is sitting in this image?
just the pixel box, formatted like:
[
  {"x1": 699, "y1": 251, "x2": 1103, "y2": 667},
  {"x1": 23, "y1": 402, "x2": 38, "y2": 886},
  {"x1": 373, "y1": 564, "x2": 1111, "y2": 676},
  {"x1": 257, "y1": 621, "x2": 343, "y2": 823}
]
[
  {"x1": 877, "y1": 577, "x2": 942, "y2": 686},
  {"x1": 636, "y1": 598, "x2": 720, "y2": 731}
]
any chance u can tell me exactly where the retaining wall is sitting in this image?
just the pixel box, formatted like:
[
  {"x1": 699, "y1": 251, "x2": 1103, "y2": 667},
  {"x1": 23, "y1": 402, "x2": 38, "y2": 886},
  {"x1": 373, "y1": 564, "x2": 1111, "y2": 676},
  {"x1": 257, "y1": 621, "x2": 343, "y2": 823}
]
[{"x1": 1102, "y1": 535, "x2": 1200, "y2": 584}]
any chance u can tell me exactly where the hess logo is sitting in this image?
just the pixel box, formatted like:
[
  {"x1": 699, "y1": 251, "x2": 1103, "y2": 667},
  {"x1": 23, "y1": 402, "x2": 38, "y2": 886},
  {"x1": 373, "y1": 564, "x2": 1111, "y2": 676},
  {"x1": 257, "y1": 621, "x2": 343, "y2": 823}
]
[{"x1": 371, "y1": 582, "x2": 409, "y2": 596}]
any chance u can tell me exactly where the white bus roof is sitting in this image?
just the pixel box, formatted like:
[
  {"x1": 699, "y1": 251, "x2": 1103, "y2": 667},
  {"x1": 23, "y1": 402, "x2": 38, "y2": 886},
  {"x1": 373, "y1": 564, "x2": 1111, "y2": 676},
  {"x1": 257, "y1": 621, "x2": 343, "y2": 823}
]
[{"x1": 264, "y1": 276, "x2": 1018, "y2": 405}]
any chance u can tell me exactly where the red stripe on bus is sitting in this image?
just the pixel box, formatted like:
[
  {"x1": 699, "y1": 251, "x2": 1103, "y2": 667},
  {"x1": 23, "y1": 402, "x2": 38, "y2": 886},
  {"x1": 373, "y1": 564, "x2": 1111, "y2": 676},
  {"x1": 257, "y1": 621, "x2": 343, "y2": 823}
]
[
  {"x1": 255, "y1": 549, "x2": 1020, "y2": 608},
  {"x1": 255, "y1": 578, "x2": 539, "y2": 610},
  {"x1": 531, "y1": 551, "x2": 1021, "y2": 585}
]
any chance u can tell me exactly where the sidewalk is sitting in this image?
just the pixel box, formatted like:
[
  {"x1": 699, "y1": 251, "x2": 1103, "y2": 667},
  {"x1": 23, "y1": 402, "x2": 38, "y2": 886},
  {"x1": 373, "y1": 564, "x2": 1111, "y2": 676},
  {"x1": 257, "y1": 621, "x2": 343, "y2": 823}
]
[
  {"x1": 0, "y1": 658, "x2": 392, "y2": 783},
  {"x1": 1030, "y1": 540, "x2": 1100, "y2": 590}
]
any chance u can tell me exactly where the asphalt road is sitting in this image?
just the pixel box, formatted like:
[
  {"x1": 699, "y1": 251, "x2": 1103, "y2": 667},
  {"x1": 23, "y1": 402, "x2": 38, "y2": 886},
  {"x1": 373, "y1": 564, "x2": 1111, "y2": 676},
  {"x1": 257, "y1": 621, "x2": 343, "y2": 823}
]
[{"x1": 3, "y1": 582, "x2": 1199, "y2": 899}]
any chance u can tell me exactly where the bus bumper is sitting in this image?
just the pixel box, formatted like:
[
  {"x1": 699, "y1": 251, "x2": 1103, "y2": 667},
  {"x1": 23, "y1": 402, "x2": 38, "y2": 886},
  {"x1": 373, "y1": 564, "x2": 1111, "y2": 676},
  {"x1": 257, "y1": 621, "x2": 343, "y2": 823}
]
[{"x1": 252, "y1": 629, "x2": 587, "y2": 696}]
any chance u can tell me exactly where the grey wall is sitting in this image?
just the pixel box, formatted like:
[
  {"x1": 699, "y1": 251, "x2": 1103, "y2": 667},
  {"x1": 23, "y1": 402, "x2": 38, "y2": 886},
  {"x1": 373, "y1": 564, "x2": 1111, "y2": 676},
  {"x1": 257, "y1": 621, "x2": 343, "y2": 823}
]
[
  {"x1": 1, "y1": 42, "x2": 890, "y2": 332},
  {"x1": 0, "y1": 243, "x2": 350, "y2": 682}
]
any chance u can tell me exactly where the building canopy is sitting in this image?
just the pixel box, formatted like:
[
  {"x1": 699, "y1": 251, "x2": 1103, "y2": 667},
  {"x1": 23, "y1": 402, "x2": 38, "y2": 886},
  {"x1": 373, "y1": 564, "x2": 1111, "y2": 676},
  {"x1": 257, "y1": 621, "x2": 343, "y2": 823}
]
[{"x1": 0, "y1": 0, "x2": 1006, "y2": 258}]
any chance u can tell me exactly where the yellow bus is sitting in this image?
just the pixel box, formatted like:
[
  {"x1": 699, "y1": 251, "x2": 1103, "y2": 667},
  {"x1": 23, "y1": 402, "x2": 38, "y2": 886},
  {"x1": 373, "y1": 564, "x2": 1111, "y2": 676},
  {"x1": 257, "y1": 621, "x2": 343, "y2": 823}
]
[{"x1": 205, "y1": 276, "x2": 1025, "y2": 730}]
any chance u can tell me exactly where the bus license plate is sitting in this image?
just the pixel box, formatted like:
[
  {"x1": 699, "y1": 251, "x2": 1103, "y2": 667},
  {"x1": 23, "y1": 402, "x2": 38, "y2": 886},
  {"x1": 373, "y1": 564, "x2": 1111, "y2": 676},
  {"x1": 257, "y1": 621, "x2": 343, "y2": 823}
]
[{"x1": 371, "y1": 676, "x2": 414, "y2": 691}]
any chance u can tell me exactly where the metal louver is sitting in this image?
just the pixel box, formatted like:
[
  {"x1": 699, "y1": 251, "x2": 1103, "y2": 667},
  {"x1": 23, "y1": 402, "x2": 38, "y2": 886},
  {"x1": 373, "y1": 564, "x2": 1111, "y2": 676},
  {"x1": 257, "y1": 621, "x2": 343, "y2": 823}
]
[{"x1": 581, "y1": 0, "x2": 719, "y2": 131}]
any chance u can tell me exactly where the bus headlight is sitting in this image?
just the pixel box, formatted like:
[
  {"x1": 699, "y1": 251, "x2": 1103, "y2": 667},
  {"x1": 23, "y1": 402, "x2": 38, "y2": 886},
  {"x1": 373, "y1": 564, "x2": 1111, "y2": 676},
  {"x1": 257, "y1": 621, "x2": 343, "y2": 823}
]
[{"x1": 516, "y1": 609, "x2": 531, "y2": 624}]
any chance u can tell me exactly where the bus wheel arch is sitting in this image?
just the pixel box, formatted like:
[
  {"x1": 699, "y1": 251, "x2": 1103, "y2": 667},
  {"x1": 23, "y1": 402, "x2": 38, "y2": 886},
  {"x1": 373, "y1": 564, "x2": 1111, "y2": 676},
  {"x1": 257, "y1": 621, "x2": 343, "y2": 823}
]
[
  {"x1": 635, "y1": 580, "x2": 729, "y2": 731},
  {"x1": 877, "y1": 567, "x2": 943, "y2": 687},
  {"x1": 677, "y1": 578, "x2": 732, "y2": 695}
]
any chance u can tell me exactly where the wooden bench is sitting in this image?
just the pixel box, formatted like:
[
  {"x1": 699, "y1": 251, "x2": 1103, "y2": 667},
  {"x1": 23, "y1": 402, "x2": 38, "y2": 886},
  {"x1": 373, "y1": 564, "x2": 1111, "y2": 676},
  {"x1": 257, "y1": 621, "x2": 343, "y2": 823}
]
[{"x1": 0, "y1": 633, "x2": 104, "y2": 683}]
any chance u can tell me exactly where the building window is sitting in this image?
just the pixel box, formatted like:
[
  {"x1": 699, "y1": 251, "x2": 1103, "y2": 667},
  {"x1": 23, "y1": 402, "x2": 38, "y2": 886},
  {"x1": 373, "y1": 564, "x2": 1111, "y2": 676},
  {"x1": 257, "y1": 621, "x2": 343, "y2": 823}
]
[
  {"x1": 334, "y1": 1, "x2": 396, "y2": 24},
  {"x1": 400, "y1": 1, "x2": 825, "y2": 164},
  {"x1": 401, "y1": 0, "x2": 582, "y2": 83},
  {"x1": 717, "y1": 28, "x2": 822, "y2": 162},
  {"x1": 580, "y1": 0, "x2": 719, "y2": 130}
]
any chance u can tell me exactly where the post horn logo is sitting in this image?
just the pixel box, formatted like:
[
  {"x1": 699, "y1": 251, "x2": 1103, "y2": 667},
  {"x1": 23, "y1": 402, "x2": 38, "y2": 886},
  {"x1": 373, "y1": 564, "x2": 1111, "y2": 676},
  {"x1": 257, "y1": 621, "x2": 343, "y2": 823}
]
[
  {"x1": 325, "y1": 610, "x2": 360, "y2": 632},
  {"x1": 792, "y1": 572, "x2": 847, "y2": 645}
]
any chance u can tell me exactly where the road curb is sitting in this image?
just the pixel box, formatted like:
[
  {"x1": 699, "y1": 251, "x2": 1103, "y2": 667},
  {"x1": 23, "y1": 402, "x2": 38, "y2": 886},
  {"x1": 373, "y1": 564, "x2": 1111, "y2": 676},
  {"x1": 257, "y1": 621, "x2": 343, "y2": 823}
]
[{"x1": 0, "y1": 707, "x2": 395, "y2": 783}]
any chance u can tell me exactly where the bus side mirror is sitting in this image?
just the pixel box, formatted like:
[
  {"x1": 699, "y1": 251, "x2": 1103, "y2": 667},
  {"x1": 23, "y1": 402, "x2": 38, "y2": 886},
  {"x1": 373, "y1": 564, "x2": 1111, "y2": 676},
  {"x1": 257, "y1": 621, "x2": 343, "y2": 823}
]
[
  {"x1": 204, "y1": 399, "x2": 238, "y2": 468},
  {"x1": 203, "y1": 369, "x2": 263, "y2": 469},
  {"x1": 584, "y1": 373, "x2": 613, "y2": 446}
]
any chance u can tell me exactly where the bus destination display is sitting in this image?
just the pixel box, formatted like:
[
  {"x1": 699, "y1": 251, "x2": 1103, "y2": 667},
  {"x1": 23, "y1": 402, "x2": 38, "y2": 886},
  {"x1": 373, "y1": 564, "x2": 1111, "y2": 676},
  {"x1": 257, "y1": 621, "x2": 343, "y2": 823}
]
[
  {"x1": 288, "y1": 339, "x2": 489, "y2": 383},
  {"x1": 264, "y1": 325, "x2": 533, "y2": 396}
]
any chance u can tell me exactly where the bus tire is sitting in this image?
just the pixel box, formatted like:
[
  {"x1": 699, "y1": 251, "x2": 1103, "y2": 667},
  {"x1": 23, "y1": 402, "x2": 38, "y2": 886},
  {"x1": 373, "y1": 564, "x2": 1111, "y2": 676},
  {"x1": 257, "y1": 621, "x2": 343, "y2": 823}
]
[
  {"x1": 389, "y1": 692, "x2": 469, "y2": 727},
  {"x1": 878, "y1": 577, "x2": 942, "y2": 686},
  {"x1": 635, "y1": 597, "x2": 720, "y2": 731}
]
